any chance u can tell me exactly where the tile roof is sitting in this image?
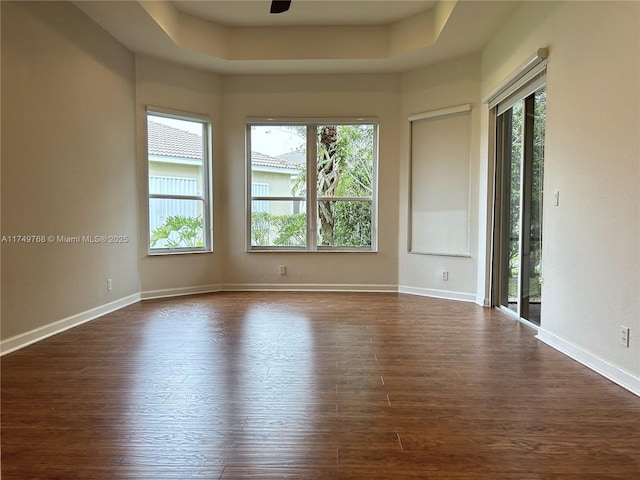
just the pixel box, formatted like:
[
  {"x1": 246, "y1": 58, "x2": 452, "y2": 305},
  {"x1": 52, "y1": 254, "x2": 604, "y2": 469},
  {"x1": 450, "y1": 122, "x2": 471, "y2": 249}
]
[
  {"x1": 148, "y1": 120, "x2": 300, "y2": 171},
  {"x1": 147, "y1": 120, "x2": 203, "y2": 160},
  {"x1": 251, "y1": 151, "x2": 301, "y2": 170},
  {"x1": 277, "y1": 150, "x2": 305, "y2": 165}
]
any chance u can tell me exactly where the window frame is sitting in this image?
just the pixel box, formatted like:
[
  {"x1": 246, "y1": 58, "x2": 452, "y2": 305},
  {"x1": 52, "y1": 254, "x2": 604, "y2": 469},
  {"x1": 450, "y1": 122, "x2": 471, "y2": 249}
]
[
  {"x1": 146, "y1": 107, "x2": 213, "y2": 255},
  {"x1": 245, "y1": 118, "x2": 378, "y2": 252}
]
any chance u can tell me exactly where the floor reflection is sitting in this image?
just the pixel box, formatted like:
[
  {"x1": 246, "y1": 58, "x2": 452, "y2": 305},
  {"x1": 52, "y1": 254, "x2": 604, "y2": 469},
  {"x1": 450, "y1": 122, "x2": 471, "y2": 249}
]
[
  {"x1": 126, "y1": 298, "x2": 319, "y2": 472},
  {"x1": 232, "y1": 303, "x2": 318, "y2": 466}
]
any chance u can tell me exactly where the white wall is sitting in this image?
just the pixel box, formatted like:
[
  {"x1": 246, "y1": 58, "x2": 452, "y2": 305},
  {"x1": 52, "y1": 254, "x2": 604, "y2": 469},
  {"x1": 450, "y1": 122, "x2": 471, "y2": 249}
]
[
  {"x1": 481, "y1": 1, "x2": 640, "y2": 383},
  {"x1": 398, "y1": 54, "x2": 482, "y2": 302},
  {"x1": 135, "y1": 55, "x2": 224, "y2": 296},
  {"x1": 220, "y1": 74, "x2": 401, "y2": 289},
  {"x1": 1, "y1": 2, "x2": 139, "y2": 341}
]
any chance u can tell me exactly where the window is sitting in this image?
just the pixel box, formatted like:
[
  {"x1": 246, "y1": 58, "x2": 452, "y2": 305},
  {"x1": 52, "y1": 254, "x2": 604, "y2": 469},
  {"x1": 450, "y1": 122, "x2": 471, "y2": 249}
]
[
  {"x1": 147, "y1": 109, "x2": 212, "y2": 253},
  {"x1": 247, "y1": 121, "x2": 377, "y2": 251}
]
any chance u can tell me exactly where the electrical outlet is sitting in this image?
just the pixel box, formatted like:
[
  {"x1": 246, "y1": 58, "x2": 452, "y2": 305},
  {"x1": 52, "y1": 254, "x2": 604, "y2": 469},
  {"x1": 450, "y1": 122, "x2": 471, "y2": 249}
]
[
  {"x1": 279, "y1": 265, "x2": 286, "y2": 275},
  {"x1": 107, "y1": 278, "x2": 113, "y2": 291},
  {"x1": 620, "y1": 326, "x2": 629, "y2": 348},
  {"x1": 442, "y1": 270, "x2": 449, "y2": 281}
]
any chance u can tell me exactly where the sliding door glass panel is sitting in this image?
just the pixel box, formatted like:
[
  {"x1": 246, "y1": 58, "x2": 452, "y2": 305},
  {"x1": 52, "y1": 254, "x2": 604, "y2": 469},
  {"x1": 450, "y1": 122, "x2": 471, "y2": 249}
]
[
  {"x1": 500, "y1": 101, "x2": 524, "y2": 314},
  {"x1": 527, "y1": 86, "x2": 546, "y2": 324}
]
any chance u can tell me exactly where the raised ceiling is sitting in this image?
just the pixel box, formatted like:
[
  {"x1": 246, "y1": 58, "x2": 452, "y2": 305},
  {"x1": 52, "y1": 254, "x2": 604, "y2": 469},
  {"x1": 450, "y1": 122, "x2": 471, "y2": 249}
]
[
  {"x1": 74, "y1": 0, "x2": 520, "y2": 75},
  {"x1": 172, "y1": 1, "x2": 438, "y2": 27}
]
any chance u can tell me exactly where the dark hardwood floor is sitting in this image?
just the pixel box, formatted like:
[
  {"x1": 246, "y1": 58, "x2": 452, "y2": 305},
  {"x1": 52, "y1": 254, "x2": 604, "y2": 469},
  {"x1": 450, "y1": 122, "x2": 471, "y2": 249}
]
[{"x1": 2, "y1": 292, "x2": 639, "y2": 479}]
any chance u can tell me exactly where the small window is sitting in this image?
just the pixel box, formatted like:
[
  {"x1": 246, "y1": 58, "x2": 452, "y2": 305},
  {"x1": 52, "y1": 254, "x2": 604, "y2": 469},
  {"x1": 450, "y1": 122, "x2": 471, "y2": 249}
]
[
  {"x1": 247, "y1": 121, "x2": 377, "y2": 251},
  {"x1": 147, "y1": 109, "x2": 212, "y2": 253}
]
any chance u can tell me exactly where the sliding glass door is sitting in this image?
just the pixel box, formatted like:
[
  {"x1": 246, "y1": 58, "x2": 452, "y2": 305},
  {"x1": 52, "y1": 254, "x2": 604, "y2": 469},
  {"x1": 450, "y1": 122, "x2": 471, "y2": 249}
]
[{"x1": 496, "y1": 86, "x2": 546, "y2": 325}]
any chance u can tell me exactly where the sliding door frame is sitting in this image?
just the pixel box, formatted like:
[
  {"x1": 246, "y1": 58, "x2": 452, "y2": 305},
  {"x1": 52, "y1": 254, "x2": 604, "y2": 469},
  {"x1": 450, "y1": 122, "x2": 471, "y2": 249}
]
[{"x1": 486, "y1": 49, "x2": 548, "y2": 327}]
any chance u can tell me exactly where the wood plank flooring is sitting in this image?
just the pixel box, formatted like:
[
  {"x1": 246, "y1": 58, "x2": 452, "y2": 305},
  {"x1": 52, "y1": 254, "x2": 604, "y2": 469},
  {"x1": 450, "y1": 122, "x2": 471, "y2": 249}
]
[{"x1": 2, "y1": 292, "x2": 639, "y2": 479}]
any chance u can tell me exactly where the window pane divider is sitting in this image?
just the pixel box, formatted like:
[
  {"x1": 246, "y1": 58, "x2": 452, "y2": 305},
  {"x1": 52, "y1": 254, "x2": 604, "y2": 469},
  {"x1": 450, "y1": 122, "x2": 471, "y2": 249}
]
[
  {"x1": 149, "y1": 194, "x2": 204, "y2": 201},
  {"x1": 251, "y1": 196, "x2": 304, "y2": 202},
  {"x1": 249, "y1": 197, "x2": 371, "y2": 202},
  {"x1": 307, "y1": 127, "x2": 318, "y2": 251},
  {"x1": 316, "y1": 196, "x2": 372, "y2": 202}
]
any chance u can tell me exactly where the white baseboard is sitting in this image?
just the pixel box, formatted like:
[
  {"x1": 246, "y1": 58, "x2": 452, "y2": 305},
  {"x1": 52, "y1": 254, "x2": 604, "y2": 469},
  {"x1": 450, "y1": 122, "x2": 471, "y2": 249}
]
[
  {"x1": 141, "y1": 284, "x2": 223, "y2": 300},
  {"x1": 1, "y1": 293, "x2": 141, "y2": 356},
  {"x1": 141, "y1": 283, "x2": 397, "y2": 301},
  {"x1": 537, "y1": 328, "x2": 640, "y2": 397},
  {"x1": 222, "y1": 283, "x2": 398, "y2": 293},
  {"x1": 398, "y1": 285, "x2": 477, "y2": 303},
  {"x1": 141, "y1": 283, "x2": 396, "y2": 299},
  {"x1": 475, "y1": 295, "x2": 490, "y2": 307}
]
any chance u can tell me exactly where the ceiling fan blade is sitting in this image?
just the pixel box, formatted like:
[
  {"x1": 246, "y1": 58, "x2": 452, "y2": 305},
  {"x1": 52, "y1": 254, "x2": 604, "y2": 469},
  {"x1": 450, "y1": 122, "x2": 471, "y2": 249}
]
[{"x1": 270, "y1": 0, "x2": 291, "y2": 14}]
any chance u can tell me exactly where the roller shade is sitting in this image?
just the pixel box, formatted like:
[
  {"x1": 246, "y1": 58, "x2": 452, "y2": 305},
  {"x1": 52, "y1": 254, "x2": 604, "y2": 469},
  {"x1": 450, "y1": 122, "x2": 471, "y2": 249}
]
[{"x1": 485, "y1": 48, "x2": 548, "y2": 114}]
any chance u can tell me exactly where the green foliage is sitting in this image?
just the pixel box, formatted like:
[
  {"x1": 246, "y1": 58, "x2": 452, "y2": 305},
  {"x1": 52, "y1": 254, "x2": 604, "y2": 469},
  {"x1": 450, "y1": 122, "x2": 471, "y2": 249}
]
[
  {"x1": 150, "y1": 215, "x2": 203, "y2": 248},
  {"x1": 315, "y1": 124, "x2": 373, "y2": 197},
  {"x1": 332, "y1": 125, "x2": 373, "y2": 197},
  {"x1": 333, "y1": 201, "x2": 372, "y2": 247},
  {"x1": 273, "y1": 213, "x2": 306, "y2": 246},
  {"x1": 315, "y1": 124, "x2": 374, "y2": 247},
  {"x1": 251, "y1": 211, "x2": 272, "y2": 246},
  {"x1": 251, "y1": 212, "x2": 306, "y2": 247}
]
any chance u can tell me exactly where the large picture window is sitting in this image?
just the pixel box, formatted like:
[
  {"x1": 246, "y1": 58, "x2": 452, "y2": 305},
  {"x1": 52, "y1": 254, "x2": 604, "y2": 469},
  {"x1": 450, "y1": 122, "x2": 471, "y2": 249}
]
[
  {"x1": 146, "y1": 109, "x2": 212, "y2": 253},
  {"x1": 247, "y1": 120, "x2": 378, "y2": 251}
]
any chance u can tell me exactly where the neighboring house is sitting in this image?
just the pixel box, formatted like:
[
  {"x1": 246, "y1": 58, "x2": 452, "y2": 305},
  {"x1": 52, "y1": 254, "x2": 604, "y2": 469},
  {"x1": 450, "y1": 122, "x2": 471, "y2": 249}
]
[
  {"x1": 146, "y1": 120, "x2": 204, "y2": 236},
  {"x1": 277, "y1": 149, "x2": 305, "y2": 167},
  {"x1": 250, "y1": 151, "x2": 302, "y2": 215},
  {"x1": 147, "y1": 120, "x2": 301, "y2": 231}
]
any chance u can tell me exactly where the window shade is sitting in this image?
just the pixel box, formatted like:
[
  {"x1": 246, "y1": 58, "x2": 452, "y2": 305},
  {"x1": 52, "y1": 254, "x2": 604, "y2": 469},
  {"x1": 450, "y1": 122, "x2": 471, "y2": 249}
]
[
  {"x1": 409, "y1": 105, "x2": 471, "y2": 256},
  {"x1": 485, "y1": 48, "x2": 548, "y2": 114}
]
